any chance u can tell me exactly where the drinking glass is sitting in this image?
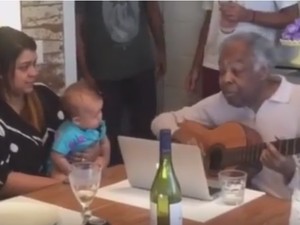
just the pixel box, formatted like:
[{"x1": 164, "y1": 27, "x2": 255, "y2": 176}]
[
  {"x1": 69, "y1": 162, "x2": 107, "y2": 225},
  {"x1": 218, "y1": 169, "x2": 247, "y2": 205}
]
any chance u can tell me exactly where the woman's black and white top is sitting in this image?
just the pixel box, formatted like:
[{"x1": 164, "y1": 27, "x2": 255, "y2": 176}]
[{"x1": 0, "y1": 84, "x2": 64, "y2": 189}]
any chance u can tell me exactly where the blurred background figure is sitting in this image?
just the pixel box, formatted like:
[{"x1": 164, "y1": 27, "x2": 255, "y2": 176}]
[
  {"x1": 75, "y1": 1, "x2": 166, "y2": 165},
  {"x1": 185, "y1": 1, "x2": 299, "y2": 99}
]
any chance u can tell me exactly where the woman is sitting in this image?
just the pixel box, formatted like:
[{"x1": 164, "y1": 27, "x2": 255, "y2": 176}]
[{"x1": 0, "y1": 27, "x2": 65, "y2": 198}]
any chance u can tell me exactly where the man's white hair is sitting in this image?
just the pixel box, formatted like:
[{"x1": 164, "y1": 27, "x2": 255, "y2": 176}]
[{"x1": 220, "y1": 32, "x2": 282, "y2": 72}]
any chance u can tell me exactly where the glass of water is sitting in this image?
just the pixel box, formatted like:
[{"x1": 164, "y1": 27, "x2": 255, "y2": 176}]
[
  {"x1": 218, "y1": 169, "x2": 247, "y2": 206},
  {"x1": 69, "y1": 162, "x2": 107, "y2": 225}
]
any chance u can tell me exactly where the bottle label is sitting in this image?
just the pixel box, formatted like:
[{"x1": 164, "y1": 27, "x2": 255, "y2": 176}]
[
  {"x1": 150, "y1": 202, "x2": 182, "y2": 225},
  {"x1": 289, "y1": 197, "x2": 300, "y2": 225}
]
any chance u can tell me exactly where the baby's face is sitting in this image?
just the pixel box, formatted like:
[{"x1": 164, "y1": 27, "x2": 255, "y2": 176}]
[{"x1": 77, "y1": 97, "x2": 103, "y2": 129}]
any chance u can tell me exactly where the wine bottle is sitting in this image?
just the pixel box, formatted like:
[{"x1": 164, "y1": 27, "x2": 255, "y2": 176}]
[
  {"x1": 289, "y1": 167, "x2": 300, "y2": 225},
  {"x1": 150, "y1": 129, "x2": 182, "y2": 225}
]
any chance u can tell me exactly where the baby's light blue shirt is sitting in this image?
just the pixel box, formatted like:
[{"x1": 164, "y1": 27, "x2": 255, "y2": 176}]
[{"x1": 52, "y1": 120, "x2": 107, "y2": 155}]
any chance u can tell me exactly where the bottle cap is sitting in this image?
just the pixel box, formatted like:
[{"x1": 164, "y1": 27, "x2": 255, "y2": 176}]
[{"x1": 159, "y1": 129, "x2": 171, "y2": 152}]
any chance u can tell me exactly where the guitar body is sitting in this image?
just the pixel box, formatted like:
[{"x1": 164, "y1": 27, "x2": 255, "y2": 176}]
[
  {"x1": 178, "y1": 121, "x2": 263, "y2": 150},
  {"x1": 177, "y1": 121, "x2": 263, "y2": 175}
]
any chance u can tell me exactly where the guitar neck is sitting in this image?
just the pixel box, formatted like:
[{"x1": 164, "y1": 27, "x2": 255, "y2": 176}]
[{"x1": 222, "y1": 138, "x2": 300, "y2": 167}]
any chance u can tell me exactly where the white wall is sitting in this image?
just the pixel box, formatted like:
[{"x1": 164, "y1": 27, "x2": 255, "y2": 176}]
[
  {"x1": 63, "y1": 1, "x2": 77, "y2": 87},
  {"x1": 161, "y1": 1, "x2": 206, "y2": 111},
  {"x1": 0, "y1": 0, "x2": 21, "y2": 30}
]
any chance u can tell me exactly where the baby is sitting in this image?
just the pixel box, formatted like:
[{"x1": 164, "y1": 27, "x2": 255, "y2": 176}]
[{"x1": 51, "y1": 80, "x2": 110, "y2": 179}]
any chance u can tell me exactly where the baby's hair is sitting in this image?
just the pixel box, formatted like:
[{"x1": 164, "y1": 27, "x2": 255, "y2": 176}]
[{"x1": 61, "y1": 80, "x2": 102, "y2": 119}]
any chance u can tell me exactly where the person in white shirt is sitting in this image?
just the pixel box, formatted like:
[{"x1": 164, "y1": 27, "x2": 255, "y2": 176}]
[
  {"x1": 152, "y1": 32, "x2": 300, "y2": 199},
  {"x1": 186, "y1": 1, "x2": 299, "y2": 99}
]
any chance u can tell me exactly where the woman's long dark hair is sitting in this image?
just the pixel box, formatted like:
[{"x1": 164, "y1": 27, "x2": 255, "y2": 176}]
[
  {"x1": 0, "y1": 26, "x2": 37, "y2": 95},
  {"x1": 0, "y1": 27, "x2": 45, "y2": 132}
]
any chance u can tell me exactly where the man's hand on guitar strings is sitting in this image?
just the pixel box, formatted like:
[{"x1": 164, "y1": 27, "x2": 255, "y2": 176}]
[
  {"x1": 260, "y1": 143, "x2": 295, "y2": 183},
  {"x1": 260, "y1": 143, "x2": 286, "y2": 173}
]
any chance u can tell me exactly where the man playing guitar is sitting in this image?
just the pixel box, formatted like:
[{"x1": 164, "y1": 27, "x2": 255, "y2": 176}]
[{"x1": 152, "y1": 32, "x2": 300, "y2": 199}]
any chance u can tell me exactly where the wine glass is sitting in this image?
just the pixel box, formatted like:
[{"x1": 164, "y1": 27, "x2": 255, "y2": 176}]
[{"x1": 69, "y1": 162, "x2": 107, "y2": 225}]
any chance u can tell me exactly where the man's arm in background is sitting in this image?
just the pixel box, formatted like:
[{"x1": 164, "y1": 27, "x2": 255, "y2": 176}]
[
  {"x1": 185, "y1": 3, "x2": 212, "y2": 92},
  {"x1": 75, "y1": 1, "x2": 93, "y2": 80},
  {"x1": 145, "y1": 1, "x2": 167, "y2": 79},
  {"x1": 222, "y1": 2, "x2": 299, "y2": 29}
]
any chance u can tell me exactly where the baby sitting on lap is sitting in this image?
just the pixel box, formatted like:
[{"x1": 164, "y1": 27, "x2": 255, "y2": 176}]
[{"x1": 50, "y1": 80, "x2": 110, "y2": 179}]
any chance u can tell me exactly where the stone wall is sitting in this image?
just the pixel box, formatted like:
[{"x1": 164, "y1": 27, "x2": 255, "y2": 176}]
[{"x1": 21, "y1": 1, "x2": 65, "y2": 93}]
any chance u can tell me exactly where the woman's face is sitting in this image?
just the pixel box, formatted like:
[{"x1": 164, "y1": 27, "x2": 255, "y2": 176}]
[{"x1": 12, "y1": 49, "x2": 38, "y2": 95}]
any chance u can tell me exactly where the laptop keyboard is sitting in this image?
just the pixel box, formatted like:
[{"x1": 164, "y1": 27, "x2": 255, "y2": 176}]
[{"x1": 209, "y1": 186, "x2": 220, "y2": 195}]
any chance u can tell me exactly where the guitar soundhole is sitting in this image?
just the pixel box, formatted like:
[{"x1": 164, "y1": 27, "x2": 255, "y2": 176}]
[{"x1": 209, "y1": 145, "x2": 223, "y2": 171}]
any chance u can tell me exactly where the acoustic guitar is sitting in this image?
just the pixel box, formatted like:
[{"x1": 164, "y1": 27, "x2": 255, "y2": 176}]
[{"x1": 175, "y1": 121, "x2": 299, "y2": 174}]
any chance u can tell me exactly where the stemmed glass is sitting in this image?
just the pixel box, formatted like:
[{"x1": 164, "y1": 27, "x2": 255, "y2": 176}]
[{"x1": 69, "y1": 162, "x2": 107, "y2": 225}]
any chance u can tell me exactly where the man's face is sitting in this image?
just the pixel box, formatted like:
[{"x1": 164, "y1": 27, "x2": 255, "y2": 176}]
[{"x1": 219, "y1": 40, "x2": 263, "y2": 107}]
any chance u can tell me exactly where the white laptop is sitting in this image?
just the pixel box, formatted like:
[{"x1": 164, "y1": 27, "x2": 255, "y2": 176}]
[{"x1": 118, "y1": 136, "x2": 220, "y2": 201}]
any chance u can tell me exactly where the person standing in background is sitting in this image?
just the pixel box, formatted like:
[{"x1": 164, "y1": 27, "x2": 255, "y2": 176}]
[
  {"x1": 186, "y1": 1, "x2": 299, "y2": 99},
  {"x1": 76, "y1": 1, "x2": 166, "y2": 166}
]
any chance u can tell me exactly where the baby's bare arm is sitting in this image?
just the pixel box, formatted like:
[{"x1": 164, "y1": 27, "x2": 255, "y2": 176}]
[{"x1": 98, "y1": 137, "x2": 111, "y2": 168}]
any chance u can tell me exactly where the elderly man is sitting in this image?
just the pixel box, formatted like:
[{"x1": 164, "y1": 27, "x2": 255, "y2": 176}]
[{"x1": 152, "y1": 32, "x2": 300, "y2": 199}]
